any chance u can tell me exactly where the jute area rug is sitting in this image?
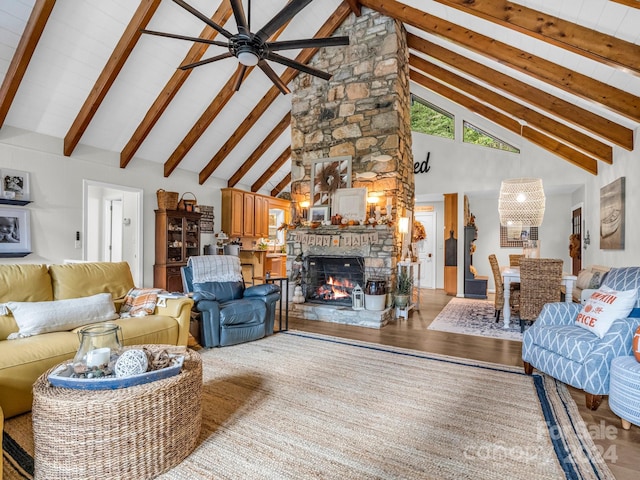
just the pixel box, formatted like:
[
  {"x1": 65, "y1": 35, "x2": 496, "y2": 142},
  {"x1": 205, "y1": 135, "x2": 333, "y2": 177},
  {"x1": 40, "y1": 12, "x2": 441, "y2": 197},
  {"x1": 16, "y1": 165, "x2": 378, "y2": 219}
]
[
  {"x1": 428, "y1": 297, "x2": 523, "y2": 341},
  {"x1": 3, "y1": 331, "x2": 612, "y2": 479}
]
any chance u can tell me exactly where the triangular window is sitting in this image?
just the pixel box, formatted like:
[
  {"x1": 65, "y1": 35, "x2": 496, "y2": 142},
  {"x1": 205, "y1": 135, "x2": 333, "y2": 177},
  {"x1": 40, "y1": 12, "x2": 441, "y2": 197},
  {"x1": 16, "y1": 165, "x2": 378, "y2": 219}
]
[
  {"x1": 410, "y1": 95, "x2": 454, "y2": 139},
  {"x1": 463, "y1": 121, "x2": 520, "y2": 153}
]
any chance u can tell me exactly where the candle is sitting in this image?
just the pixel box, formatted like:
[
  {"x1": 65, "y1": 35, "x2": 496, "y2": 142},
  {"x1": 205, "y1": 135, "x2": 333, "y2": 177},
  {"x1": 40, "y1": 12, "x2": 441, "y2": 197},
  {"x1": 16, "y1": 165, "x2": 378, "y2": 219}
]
[{"x1": 86, "y1": 347, "x2": 110, "y2": 367}]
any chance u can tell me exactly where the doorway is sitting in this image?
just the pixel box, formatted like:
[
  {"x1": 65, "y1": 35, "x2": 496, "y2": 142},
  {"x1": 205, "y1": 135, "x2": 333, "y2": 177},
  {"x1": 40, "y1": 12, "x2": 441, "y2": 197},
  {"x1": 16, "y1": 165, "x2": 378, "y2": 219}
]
[
  {"x1": 571, "y1": 204, "x2": 583, "y2": 276},
  {"x1": 414, "y1": 210, "x2": 436, "y2": 289},
  {"x1": 83, "y1": 180, "x2": 143, "y2": 285}
]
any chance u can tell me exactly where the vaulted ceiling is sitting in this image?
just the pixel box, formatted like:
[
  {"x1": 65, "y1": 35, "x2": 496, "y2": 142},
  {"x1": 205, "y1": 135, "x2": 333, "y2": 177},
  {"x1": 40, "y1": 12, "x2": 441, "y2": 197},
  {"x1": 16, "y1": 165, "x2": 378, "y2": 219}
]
[{"x1": 1, "y1": 0, "x2": 638, "y2": 197}]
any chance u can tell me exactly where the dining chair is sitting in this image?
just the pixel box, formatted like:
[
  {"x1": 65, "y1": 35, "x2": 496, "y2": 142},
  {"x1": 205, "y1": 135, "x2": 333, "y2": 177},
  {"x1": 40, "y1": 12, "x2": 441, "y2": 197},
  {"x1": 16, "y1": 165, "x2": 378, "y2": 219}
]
[
  {"x1": 518, "y1": 258, "x2": 563, "y2": 332},
  {"x1": 488, "y1": 254, "x2": 519, "y2": 322},
  {"x1": 509, "y1": 254, "x2": 524, "y2": 267}
]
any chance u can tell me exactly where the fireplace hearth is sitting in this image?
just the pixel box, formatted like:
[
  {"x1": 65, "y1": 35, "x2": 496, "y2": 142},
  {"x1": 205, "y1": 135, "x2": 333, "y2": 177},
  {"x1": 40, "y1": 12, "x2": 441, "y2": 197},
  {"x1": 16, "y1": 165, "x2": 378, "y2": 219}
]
[{"x1": 305, "y1": 256, "x2": 365, "y2": 306}]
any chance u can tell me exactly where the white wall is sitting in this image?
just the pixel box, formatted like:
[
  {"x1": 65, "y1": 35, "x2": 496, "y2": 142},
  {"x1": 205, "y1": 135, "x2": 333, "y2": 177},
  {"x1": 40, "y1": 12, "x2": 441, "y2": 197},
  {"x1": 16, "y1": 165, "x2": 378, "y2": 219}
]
[
  {"x1": 409, "y1": 81, "x2": 640, "y2": 292},
  {"x1": 0, "y1": 126, "x2": 227, "y2": 287}
]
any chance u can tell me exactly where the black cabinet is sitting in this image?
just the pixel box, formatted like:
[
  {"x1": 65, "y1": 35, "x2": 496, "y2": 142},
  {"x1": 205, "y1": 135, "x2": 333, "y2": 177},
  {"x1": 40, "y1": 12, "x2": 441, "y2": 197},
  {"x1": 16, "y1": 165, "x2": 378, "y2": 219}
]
[{"x1": 464, "y1": 225, "x2": 487, "y2": 299}]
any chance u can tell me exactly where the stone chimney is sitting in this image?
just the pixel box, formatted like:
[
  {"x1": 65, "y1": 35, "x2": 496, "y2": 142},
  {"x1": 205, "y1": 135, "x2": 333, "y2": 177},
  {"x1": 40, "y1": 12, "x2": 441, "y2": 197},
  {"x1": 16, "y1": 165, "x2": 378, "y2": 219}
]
[{"x1": 290, "y1": 7, "x2": 414, "y2": 221}]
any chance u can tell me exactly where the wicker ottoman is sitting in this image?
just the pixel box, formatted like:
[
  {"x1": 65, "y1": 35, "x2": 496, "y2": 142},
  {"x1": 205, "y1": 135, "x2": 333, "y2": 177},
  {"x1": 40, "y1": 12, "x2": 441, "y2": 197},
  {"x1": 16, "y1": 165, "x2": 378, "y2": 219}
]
[
  {"x1": 32, "y1": 346, "x2": 202, "y2": 479},
  {"x1": 609, "y1": 356, "x2": 640, "y2": 430}
]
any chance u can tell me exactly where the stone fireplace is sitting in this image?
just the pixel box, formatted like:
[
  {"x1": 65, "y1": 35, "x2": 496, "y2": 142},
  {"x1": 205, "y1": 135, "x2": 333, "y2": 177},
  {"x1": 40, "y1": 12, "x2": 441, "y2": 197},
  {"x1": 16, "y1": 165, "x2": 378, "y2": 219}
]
[
  {"x1": 305, "y1": 255, "x2": 364, "y2": 305},
  {"x1": 288, "y1": 7, "x2": 415, "y2": 328}
]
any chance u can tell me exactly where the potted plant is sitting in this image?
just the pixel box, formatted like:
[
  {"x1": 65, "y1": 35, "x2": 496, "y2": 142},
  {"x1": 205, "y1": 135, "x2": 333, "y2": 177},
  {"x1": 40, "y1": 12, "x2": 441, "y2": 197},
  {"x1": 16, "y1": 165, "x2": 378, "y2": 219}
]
[{"x1": 394, "y1": 269, "x2": 413, "y2": 308}]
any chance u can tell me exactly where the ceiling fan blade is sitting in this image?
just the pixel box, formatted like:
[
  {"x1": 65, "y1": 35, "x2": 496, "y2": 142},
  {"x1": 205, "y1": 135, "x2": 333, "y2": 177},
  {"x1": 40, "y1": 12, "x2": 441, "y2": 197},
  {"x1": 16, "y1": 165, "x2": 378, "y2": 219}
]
[
  {"x1": 266, "y1": 53, "x2": 332, "y2": 80},
  {"x1": 140, "y1": 29, "x2": 229, "y2": 48},
  {"x1": 229, "y1": 0, "x2": 250, "y2": 35},
  {"x1": 172, "y1": 0, "x2": 233, "y2": 39},
  {"x1": 267, "y1": 36, "x2": 349, "y2": 52},
  {"x1": 255, "y1": 0, "x2": 314, "y2": 42},
  {"x1": 258, "y1": 60, "x2": 291, "y2": 95},
  {"x1": 232, "y1": 64, "x2": 248, "y2": 91},
  {"x1": 179, "y1": 52, "x2": 234, "y2": 70}
]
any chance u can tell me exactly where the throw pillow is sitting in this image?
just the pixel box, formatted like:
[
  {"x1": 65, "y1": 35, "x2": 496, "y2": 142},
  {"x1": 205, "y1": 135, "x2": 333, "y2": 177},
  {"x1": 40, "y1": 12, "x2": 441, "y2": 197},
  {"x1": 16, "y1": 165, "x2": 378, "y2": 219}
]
[
  {"x1": 575, "y1": 287, "x2": 637, "y2": 338},
  {"x1": 119, "y1": 288, "x2": 164, "y2": 318},
  {"x1": 6, "y1": 293, "x2": 118, "y2": 339},
  {"x1": 588, "y1": 271, "x2": 605, "y2": 289},
  {"x1": 576, "y1": 270, "x2": 594, "y2": 290}
]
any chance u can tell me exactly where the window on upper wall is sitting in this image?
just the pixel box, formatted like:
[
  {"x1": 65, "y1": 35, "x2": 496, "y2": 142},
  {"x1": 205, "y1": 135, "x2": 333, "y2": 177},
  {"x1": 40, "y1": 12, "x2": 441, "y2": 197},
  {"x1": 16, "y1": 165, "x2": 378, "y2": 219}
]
[
  {"x1": 463, "y1": 121, "x2": 520, "y2": 153},
  {"x1": 410, "y1": 95, "x2": 454, "y2": 139}
]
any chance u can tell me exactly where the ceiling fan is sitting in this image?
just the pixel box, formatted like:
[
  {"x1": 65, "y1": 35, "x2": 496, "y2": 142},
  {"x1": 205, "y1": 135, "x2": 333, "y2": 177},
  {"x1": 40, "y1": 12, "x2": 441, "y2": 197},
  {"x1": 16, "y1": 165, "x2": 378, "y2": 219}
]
[{"x1": 142, "y1": 0, "x2": 350, "y2": 94}]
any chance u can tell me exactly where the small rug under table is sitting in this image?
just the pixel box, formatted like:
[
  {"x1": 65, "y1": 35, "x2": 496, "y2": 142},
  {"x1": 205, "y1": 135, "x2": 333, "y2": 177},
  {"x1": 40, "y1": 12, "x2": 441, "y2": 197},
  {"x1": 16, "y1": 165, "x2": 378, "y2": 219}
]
[
  {"x1": 3, "y1": 331, "x2": 612, "y2": 479},
  {"x1": 428, "y1": 297, "x2": 523, "y2": 341}
]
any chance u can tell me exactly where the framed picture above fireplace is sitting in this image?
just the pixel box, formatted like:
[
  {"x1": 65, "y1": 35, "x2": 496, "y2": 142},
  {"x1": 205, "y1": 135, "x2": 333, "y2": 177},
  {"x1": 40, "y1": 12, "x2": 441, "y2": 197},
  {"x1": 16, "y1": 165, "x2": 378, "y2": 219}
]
[
  {"x1": 310, "y1": 156, "x2": 351, "y2": 206},
  {"x1": 332, "y1": 187, "x2": 367, "y2": 222}
]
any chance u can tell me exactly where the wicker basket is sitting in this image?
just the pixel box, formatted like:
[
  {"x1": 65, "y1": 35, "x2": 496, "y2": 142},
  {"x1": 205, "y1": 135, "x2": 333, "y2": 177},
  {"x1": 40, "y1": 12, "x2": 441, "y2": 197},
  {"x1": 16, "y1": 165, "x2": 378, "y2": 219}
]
[
  {"x1": 157, "y1": 189, "x2": 179, "y2": 211},
  {"x1": 178, "y1": 192, "x2": 198, "y2": 212},
  {"x1": 32, "y1": 346, "x2": 203, "y2": 479}
]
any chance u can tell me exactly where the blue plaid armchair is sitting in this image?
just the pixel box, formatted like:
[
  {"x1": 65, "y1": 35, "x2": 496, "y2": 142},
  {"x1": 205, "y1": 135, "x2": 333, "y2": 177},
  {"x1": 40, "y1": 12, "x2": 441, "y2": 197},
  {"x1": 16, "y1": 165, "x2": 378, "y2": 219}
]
[{"x1": 522, "y1": 267, "x2": 640, "y2": 410}]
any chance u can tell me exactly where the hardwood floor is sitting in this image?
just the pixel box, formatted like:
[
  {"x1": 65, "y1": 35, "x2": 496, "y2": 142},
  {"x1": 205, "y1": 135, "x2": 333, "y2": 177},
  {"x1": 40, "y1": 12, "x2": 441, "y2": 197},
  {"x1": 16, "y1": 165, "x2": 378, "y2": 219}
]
[{"x1": 282, "y1": 289, "x2": 640, "y2": 479}]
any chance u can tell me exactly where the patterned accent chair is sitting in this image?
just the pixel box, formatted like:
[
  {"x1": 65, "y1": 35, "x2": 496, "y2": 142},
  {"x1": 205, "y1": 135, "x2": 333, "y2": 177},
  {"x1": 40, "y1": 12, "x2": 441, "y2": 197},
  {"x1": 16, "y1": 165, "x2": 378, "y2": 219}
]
[{"x1": 522, "y1": 267, "x2": 640, "y2": 410}]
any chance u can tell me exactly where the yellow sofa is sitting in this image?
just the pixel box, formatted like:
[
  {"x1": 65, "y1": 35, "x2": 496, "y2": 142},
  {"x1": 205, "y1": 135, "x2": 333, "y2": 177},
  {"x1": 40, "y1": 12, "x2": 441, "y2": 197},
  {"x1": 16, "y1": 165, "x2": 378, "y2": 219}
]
[{"x1": 0, "y1": 262, "x2": 193, "y2": 419}]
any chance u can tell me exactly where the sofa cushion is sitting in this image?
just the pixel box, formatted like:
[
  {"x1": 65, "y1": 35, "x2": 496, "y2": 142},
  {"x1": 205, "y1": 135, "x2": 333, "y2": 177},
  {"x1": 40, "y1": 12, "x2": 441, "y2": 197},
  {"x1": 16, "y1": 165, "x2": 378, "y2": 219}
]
[
  {"x1": 6, "y1": 293, "x2": 119, "y2": 339},
  {"x1": 575, "y1": 287, "x2": 637, "y2": 338},
  {"x1": 49, "y1": 262, "x2": 134, "y2": 301},
  {"x1": 527, "y1": 324, "x2": 601, "y2": 364},
  {"x1": 0, "y1": 264, "x2": 52, "y2": 303}
]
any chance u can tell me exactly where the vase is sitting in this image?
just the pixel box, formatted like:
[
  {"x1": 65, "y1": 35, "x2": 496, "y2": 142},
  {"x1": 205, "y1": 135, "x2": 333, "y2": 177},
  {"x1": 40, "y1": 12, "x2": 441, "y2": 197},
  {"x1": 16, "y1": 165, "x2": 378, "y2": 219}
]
[
  {"x1": 394, "y1": 294, "x2": 410, "y2": 308},
  {"x1": 73, "y1": 323, "x2": 123, "y2": 377},
  {"x1": 365, "y1": 294, "x2": 386, "y2": 311}
]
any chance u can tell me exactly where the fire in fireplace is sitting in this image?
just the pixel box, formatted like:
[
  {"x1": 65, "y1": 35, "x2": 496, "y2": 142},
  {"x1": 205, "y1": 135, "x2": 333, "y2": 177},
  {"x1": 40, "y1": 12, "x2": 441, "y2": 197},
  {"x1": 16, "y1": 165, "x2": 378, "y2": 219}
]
[{"x1": 305, "y1": 256, "x2": 365, "y2": 306}]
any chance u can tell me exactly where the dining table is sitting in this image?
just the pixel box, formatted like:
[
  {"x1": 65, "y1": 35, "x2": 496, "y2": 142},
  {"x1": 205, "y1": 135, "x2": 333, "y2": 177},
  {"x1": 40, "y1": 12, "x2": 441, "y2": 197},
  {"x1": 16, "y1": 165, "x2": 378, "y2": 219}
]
[{"x1": 500, "y1": 266, "x2": 577, "y2": 329}]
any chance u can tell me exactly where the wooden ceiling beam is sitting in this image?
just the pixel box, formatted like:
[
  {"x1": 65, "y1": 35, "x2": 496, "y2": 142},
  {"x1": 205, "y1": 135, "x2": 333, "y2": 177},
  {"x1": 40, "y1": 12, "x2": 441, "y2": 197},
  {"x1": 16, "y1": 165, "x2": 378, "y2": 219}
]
[
  {"x1": 0, "y1": 0, "x2": 56, "y2": 128},
  {"x1": 344, "y1": 0, "x2": 362, "y2": 16},
  {"x1": 409, "y1": 69, "x2": 598, "y2": 175},
  {"x1": 199, "y1": 2, "x2": 352, "y2": 185},
  {"x1": 434, "y1": 0, "x2": 640, "y2": 75},
  {"x1": 253, "y1": 147, "x2": 291, "y2": 193},
  {"x1": 63, "y1": 0, "x2": 162, "y2": 157},
  {"x1": 359, "y1": 0, "x2": 640, "y2": 124},
  {"x1": 411, "y1": 55, "x2": 612, "y2": 164},
  {"x1": 610, "y1": 0, "x2": 640, "y2": 8},
  {"x1": 271, "y1": 172, "x2": 292, "y2": 198},
  {"x1": 228, "y1": 112, "x2": 291, "y2": 188},
  {"x1": 120, "y1": 1, "x2": 232, "y2": 168}
]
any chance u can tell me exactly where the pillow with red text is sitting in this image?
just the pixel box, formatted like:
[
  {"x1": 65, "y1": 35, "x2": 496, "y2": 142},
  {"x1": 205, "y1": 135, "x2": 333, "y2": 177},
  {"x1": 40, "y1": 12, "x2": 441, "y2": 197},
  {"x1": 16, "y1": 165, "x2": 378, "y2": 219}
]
[{"x1": 575, "y1": 286, "x2": 637, "y2": 338}]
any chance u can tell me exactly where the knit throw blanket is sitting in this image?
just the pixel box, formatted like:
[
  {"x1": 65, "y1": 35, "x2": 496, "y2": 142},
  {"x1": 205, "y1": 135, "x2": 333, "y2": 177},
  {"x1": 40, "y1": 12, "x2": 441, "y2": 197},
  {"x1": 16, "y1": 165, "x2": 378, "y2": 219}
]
[{"x1": 188, "y1": 255, "x2": 243, "y2": 284}]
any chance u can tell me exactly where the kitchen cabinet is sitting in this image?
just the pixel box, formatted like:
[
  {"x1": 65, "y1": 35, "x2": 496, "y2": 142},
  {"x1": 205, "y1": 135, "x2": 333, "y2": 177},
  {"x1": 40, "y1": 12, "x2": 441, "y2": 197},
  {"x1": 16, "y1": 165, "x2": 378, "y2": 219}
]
[
  {"x1": 221, "y1": 188, "x2": 271, "y2": 238},
  {"x1": 154, "y1": 210, "x2": 201, "y2": 291}
]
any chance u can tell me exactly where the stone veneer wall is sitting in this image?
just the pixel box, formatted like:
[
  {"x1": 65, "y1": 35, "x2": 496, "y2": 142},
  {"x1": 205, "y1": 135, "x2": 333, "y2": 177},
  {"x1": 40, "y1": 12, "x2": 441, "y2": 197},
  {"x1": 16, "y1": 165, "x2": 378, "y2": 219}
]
[{"x1": 290, "y1": 7, "x2": 415, "y2": 267}]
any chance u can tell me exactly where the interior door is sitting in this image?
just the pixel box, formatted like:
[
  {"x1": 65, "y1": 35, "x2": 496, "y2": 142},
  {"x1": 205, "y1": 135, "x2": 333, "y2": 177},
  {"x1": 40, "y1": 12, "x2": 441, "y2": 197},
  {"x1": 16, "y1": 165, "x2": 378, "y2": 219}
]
[
  {"x1": 571, "y1": 207, "x2": 582, "y2": 276},
  {"x1": 414, "y1": 211, "x2": 436, "y2": 289}
]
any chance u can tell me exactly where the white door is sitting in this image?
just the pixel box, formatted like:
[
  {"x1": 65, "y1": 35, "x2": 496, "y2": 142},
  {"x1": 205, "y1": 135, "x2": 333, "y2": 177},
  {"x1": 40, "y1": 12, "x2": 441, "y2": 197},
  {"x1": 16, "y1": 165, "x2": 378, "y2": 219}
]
[
  {"x1": 104, "y1": 199, "x2": 123, "y2": 262},
  {"x1": 414, "y1": 211, "x2": 436, "y2": 289}
]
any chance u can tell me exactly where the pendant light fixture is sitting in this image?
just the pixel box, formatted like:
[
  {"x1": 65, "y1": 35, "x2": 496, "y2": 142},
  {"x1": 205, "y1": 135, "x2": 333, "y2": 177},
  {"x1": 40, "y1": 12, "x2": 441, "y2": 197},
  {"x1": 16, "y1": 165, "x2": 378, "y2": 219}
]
[{"x1": 498, "y1": 177, "x2": 546, "y2": 227}]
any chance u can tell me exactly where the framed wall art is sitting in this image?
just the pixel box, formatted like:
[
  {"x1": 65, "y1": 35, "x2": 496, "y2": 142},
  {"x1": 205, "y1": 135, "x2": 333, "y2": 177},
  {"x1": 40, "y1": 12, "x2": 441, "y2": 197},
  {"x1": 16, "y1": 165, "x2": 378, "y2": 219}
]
[
  {"x1": 600, "y1": 177, "x2": 625, "y2": 250},
  {"x1": 500, "y1": 225, "x2": 539, "y2": 248},
  {"x1": 0, "y1": 207, "x2": 31, "y2": 257},
  {"x1": 310, "y1": 156, "x2": 351, "y2": 206},
  {"x1": 332, "y1": 187, "x2": 367, "y2": 222},
  {"x1": 0, "y1": 169, "x2": 30, "y2": 201},
  {"x1": 309, "y1": 205, "x2": 330, "y2": 222}
]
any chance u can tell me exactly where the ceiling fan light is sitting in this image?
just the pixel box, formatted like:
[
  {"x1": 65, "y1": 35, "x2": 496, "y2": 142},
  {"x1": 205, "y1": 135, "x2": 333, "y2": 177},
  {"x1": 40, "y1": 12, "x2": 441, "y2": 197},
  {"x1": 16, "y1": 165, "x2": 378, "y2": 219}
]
[{"x1": 238, "y1": 50, "x2": 259, "y2": 66}]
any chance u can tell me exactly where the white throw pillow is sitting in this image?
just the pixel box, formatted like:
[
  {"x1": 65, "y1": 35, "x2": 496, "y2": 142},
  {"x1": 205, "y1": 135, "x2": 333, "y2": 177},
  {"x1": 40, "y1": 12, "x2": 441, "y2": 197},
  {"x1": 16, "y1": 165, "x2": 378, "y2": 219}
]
[
  {"x1": 575, "y1": 287, "x2": 637, "y2": 338},
  {"x1": 6, "y1": 293, "x2": 119, "y2": 339}
]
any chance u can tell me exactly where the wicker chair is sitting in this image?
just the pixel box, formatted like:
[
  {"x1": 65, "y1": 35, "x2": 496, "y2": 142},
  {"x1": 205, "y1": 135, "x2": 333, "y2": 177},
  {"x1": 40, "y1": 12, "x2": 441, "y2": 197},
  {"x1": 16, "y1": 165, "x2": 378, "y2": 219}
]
[
  {"x1": 518, "y1": 258, "x2": 563, "y2": 332},
  {"x1": 488, "y1": 254, "x2": 519, "y2": 322},
  {"x1": 509, "y1": 254, "x2": 524, "y2": 267}
]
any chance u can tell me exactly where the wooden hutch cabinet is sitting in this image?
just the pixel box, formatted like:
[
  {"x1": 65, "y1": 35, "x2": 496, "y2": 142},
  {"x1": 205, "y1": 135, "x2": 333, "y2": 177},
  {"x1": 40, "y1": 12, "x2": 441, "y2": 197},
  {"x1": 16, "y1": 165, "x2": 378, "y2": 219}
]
[{"x1": 154, "y1": 210, "x2": 201, "y2": 291}]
